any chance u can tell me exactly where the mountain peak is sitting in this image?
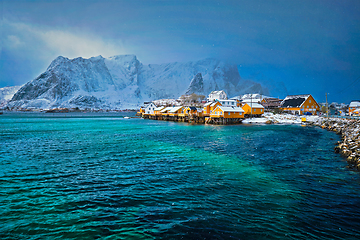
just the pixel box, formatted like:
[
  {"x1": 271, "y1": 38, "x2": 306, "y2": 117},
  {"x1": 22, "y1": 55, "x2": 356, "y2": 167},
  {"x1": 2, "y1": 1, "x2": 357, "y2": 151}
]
[
  {"x1": 89, "y1": 55, "x2": 104, "y2": 61},
  {"x1": 185, "y1": 73, "x2": 204, "y2": 95},
  {"x1": 47, "y1": 56, "x2": 69, "y2": 70},
  {"x1": 108, "y1": 54, "x2": 137, "y2": 62}
]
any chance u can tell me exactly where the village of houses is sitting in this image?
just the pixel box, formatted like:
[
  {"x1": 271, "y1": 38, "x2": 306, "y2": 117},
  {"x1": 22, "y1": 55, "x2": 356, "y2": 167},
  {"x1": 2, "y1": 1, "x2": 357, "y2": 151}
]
[{"x1": 138, "y1": 90, "x2": 360, "y2": 125}]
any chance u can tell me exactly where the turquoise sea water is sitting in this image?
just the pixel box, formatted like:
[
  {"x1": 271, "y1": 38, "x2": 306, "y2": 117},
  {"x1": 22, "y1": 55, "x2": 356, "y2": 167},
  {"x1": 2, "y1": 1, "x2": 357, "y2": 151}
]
[{"x1": 1, "y1": 113, "x2": 360, "y2": 239}]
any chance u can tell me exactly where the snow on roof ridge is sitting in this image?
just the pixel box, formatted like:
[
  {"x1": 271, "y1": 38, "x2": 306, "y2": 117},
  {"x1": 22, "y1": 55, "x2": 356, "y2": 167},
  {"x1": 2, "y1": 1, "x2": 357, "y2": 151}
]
[
  {"x1": 244, "y1": 102, "x2": 264, "y2": 108},
  {"x1": 169, "y1": 106, "x2": 183, "y2": 113},
  {"x1": 349, "y1": 101, "x2": 360, "y2": 107},
  {"x1": 284, "y1": 94, "x2": 310, "y2": 100}
]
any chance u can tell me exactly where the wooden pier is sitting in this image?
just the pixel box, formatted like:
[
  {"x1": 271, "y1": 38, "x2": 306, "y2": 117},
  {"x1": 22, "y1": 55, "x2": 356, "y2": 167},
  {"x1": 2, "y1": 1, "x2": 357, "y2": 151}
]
[{"x1": 142, "y1": 114, "x2": 242, "y2": 125}]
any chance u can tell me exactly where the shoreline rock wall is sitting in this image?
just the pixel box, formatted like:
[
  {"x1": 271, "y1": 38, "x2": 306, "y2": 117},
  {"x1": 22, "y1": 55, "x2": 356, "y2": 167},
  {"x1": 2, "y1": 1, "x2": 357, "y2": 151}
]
[{"x1": 309, "y1": 118, "x2": 360, "y2": 170}]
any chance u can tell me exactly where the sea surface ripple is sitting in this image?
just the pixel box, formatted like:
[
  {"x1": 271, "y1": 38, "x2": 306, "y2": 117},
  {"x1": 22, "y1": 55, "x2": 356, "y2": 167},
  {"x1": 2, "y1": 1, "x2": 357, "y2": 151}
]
[{"x1": 1, "y1": 113, "x2": 360, "y2": 239}]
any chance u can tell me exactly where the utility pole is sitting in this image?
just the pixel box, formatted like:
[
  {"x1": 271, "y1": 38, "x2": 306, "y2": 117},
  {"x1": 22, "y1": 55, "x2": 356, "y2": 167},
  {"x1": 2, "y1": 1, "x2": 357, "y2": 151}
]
[
  {"x1": 326, "y1": 93, "x2": 329, "y2": 118},
  {"x1": 250, "y1": 94, "x2": 253, "y2": 118}
]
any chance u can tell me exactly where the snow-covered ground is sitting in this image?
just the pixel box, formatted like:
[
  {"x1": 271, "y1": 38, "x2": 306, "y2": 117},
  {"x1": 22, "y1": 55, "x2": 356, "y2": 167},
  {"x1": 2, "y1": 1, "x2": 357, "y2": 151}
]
[{"x1": 243, "y1": 112, "x2": 321, "y2": 124}]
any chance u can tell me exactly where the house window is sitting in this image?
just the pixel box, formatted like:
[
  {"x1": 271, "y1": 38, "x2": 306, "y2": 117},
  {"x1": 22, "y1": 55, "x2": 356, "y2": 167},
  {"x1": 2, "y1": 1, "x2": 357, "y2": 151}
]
[
  {"x1": 309, "y1": 100, "x2": 311, "y2": 103},
  {"x1": 232, "y1": 102, "x2": 234, "y2": 105},
  {"x1": 228, "y1": 112, "x2": 230, "y2": 115}
]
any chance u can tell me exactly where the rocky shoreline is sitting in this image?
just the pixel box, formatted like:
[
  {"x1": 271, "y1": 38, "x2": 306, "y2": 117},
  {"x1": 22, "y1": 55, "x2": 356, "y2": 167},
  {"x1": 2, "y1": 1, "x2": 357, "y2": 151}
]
[{"x1": 308, "y1": 117, "x2": 360, "y2": 170}]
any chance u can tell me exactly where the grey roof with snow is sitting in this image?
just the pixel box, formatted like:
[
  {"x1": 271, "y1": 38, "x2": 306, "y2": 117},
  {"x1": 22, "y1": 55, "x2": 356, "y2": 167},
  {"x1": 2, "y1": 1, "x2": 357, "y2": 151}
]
[{"x1": 281, "y1": 95, "x2": 310, "y2": 108}]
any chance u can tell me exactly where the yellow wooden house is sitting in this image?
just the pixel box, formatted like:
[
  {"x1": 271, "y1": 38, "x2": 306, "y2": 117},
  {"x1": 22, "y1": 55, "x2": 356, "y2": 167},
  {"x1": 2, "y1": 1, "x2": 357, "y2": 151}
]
[
  {"x1": 169, "y1": 106, "x2": 184, "y2": 116},
  {"x1": 203, "y1": 101, "x2": 222, "y2": 116},
  {"x1": 281, "y1": 94, "x2": 320, "y2": 115},
  {"x1": 241, "y1": 102, "x2": 265, "y2": 116},
  {"x1": 153, "y1": 106, "x2": 166, "y2": 116},
  {"x1": 210, "y1": 106, "x2": 245, "y2": 118},
  {"x1": 349, "y1": 101, "x2": 360, "y2": 115},
  {"x1": 203, "y1": 102, "x2": 212, "y2": 116},
  {"x1": 138, "y1": 107, "x2": 145, "y2": 116},
  {"x1": 160, "y1": 107, "x2": 173, "y2": 116},
  {"x1": 182, "y1": 106, "x2": 197, "y2": 116}
]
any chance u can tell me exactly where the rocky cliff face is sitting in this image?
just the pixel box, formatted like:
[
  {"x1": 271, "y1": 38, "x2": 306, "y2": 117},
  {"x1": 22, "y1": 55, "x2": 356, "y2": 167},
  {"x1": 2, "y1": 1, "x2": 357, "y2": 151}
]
[
  {"x1": 7, "y1": 55, "x2": 267, "y2": 109},
  {"x1": 185, "y1": 73, "x2": 204, "y2": 95}
]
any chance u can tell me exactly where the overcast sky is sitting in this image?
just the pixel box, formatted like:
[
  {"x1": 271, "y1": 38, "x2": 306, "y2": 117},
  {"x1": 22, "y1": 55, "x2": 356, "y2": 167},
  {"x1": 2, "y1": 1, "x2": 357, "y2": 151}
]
[{"x1": 1, "y1": 0, "x2": 359, "y2": 102}]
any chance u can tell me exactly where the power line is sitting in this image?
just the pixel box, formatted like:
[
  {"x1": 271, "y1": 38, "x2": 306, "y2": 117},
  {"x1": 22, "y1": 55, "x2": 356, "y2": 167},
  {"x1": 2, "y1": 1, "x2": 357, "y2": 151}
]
[{"x1": 338, "y1": 76, "x2": 360, "y2": 94}]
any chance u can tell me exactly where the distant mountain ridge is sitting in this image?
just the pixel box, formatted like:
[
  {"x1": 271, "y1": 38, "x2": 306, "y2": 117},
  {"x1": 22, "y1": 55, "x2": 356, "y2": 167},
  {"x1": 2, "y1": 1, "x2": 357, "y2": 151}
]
[{"x1": 6, "y1": 55, "x2": 268, "y2": 109}]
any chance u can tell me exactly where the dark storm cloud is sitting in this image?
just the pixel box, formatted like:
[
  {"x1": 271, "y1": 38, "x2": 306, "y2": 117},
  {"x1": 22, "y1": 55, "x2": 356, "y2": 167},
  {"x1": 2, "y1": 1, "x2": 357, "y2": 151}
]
[{"x1": 1, "y1": 0, "x2": 360, "y2": 102}]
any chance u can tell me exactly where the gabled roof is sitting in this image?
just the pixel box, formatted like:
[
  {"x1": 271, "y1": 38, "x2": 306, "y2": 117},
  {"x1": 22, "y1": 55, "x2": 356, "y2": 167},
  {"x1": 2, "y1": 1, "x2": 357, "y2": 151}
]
[
  {"x1": 210, "y1": 102, "x2": 221, "y2": 107},
  {"x1": 188, "y1": 106, "x2": 197, "y2": 110},
  {"x1": 284, "y1": 94, "x2": 311, "y2": 99},
  {"x1": 160, "y1": 107, "x2": 173, "y2": 113},
  {"x1": 169, "y1": 106, "x2": 183, "y2": 113},
  {"x1": 154, "y1": 106, "x2": 165, "y2": 111},
  {"x1": 244, "y1": 102, "x2": 264, "y2": 109},
  {"x1": 216, "y1": 106, "x2": 244, "y2": 112},
  {"x1": 263, "y1": 98, "x2": 282, "y2": 102},
  {"x1": 144, "y1": 102, "x2": 156, "y2": 108},
  {"x1": 350, "y1": 101, "x2": 360, "y2": 107},
  {"x1": 204, "y1": 102, "x2": 212, "y2": 106},
  {"x1": 281, "y1": 95, "x2": 311, "y2": 108},
  {"x1": 242, "y1": 98, "x2": 261, "y2": 103},
  {"x1": 217, "y1": 99, "x2": 237, "y2": 103},
  {"x1": 210, "y1": 90, "x2": 226, "y2": 95}
]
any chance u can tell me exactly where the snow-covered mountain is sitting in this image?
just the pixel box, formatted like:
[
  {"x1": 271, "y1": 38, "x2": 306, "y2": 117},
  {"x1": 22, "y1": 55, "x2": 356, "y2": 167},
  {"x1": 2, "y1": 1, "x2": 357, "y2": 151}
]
[
  {"x1": 185, "y1": 73, "x2": 204, "y2": 95},
  {"x1": 0, "y1": 86, "x2": 22, "y2": 108},
  {"x1": 7, "y1": 55, "x2": 268, "y2": 109}
]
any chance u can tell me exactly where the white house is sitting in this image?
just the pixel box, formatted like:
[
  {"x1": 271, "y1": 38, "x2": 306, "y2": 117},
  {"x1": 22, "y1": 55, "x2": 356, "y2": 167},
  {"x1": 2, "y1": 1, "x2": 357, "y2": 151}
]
[
  {"x1": 207, "y1": 90, "x2": 227, "y2": 101},
  {"x1": 144, "y1": 102, "x2": 157, "y2": 115}
]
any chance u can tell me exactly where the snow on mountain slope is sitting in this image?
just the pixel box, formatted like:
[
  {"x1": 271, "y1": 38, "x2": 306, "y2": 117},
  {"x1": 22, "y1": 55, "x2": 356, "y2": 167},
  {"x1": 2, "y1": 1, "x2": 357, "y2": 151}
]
[
  {"x1": 0, "y1": 85, "x2": 22, "y2": 107},
  {"x1": 185, "y1": 73, "x2": 204, "y2": 95},
  {"x1": 7, "y1": 55, "x2": 267, "y2": 109}
]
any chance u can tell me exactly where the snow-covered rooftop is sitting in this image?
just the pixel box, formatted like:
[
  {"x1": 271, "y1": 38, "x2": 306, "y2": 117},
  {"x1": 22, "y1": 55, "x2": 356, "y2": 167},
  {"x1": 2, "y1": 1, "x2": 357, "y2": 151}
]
[
  {"x1": 281, "y1": 95, "x2": 312, "y2": 108},
  {"x1": 160, "y1": 107, "x2": 173, "y2": 113},
  {"x1": 349, "y1": 101, "x2": 360, "y2": 107},
  {"x1": 217, "y1": 99, "x2": 237, "y2": 102},
  {"x1": 210, "y1": 90, "x2": 226, "y2": 94},
  {"x1": 242, "y1": 98, "x2": 262, "y2": 103},
  {"x1": 217, "y1": 106, "x2": 244, "y2": 112},
  {"x1": 244, "y1": 102, "x2": 264, "y2": 108},
  {"x1": 154, "y1": 106, "x2": 165, "y2": 111},
  {"x1": 169, "y1": 106, "x2": 183, "y2": 113},
  {"x1": 283, "y1": 94, "x2": 311, "y2": 100}
]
